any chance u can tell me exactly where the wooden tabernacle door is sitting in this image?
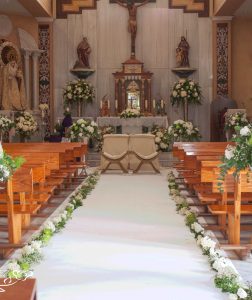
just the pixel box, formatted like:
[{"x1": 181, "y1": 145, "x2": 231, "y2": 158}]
[{"x1": 113, "y1": 58, "x2": 153, "y2": 114}]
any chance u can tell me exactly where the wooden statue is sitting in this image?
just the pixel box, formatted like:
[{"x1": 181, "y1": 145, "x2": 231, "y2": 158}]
[
  {"x1": 177, "y1": 36, "x2": 190, "y2": 68},
  {"x1": 74, "y1": 37, "x2": 91, "y2": 69},
  {"x1": 115, "y1": 0, "x2": 150, "y2": 58}
]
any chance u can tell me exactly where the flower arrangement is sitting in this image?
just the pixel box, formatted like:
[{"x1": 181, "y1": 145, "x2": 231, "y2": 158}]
[
  {"x1": 68, "y1": 119, "x2": 99, "y2": 142},
  {"x1": 170, "y1": 79, "x2": 201, "y2": 107},
  {"x1": 120, "y1": 108, "x2": 141, "y2": 119},
  {"x1": 168, "y1": 120, "x2": 201, "y2": 142},
  {"x1": 63, "y1": 79, "x2": 95, "y2": 105},
  {"x1": 0, "y1": 143, "x2": 24, "y2": 183},
  {"x1": 151, "y1": 126, "x2": 170, "y2": 152},
  {"x1": 0, "y1": 115, "x2": 14, "y2": 133},
  {"x1": 3, "y1": 172, "x2": 100, "y2": 280},
  {"x1": 15, "y1": 111, "x2": 38, "y2": 140},
  {"x1": 218, "y1": 125, "x2": 252, "y2": 186},
  {"x1": 167, "y1": 170, "x2": 252, "y2": 300},
  {"x1": 39, "y1": 103, "x2": 49, "y2": 111},
  {"x1": 224, "y1": 112, "x2": 248, "y2": 132}
]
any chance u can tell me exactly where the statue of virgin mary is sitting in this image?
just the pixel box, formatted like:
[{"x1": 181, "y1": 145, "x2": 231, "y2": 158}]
[{"x1": 0, "y1": 60, "x2": 26, "y2": 110}]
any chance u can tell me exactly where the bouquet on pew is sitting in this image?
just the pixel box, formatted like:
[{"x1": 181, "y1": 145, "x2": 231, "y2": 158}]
[
  {"x1": 168, "y1": 120, "x2": 201, "y2": 142},
  {"x1": 151, "y1": 125, "x2": 171, "y2": 152},
  {"x1": 224, "y1": 112, "x2": 248, "y2": 132},
  {"x1": 69, "y1": 119, "x2": 99, "y2": 142},
  {"x1": 0, "y1": 143, "x2": 24, "y2": 182},
  {"x1": 219, "y1": 124, "x2": 252, "y2": 182},
  {"x1": 120, "y1": 108, "x2": 141, "y2": 119},
  {"x1": 170, "y1": 79, "x2": 201, "y2": 106},
  {"x1": 15, "y1": 111, "x2": 38, "y2": 141},
  {"x1": 63, "y1": 79, "x2": 95, "y2": 104}
]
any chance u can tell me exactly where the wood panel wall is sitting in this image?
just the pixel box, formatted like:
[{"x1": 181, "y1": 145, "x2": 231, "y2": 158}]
[{"x1": 53, "y1": 0, "x2": 212, "y2": 140}]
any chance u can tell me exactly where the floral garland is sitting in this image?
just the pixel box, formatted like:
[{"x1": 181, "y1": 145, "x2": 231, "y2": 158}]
[
  {"x1": 170, "y1": 79, "x2": 201, "y2": 107},
  {"x1": 2, "y1": 172, "x2": 100, "y2": 279},
  {"x1": 15, "y1": 111, "x2": 38, "y2": 139},
  {"x1": 120, "y1": 108, "x2": 141, "y2": 119},
  {"x1": 63, "y1": 79, "x2": 95, "y2": 105},
  {"x1": 219, "y1": 125, "x2": 252, "y2": 187},
  {"x1": 167, "y1": 170, "x2": 252, "y2": 300},
  {"x1": 96, "y1": 126, "x2": 115, "y2": 151},
  {"x1": 168, "y1": 120, "x2": 201, "y2": 142},
  {"x1": 68, "y1": 119, "x2": 99, "y2": 142},
  {"x1": 151, "y1": 125, "x2": 170, "y2": 152},
  {"x1": 0, "y1": 143, "x2": 24, "y2": 183},
  {"x1": 225, "y1": 112, "x2": 248, "y2": 132}
]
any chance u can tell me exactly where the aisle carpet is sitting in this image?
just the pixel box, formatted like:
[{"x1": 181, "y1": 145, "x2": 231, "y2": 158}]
[{"x1": 34, "y1": 173, "x2": 225, "y2": 300}]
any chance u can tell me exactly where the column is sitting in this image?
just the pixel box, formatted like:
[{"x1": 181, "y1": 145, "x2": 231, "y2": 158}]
[
  {"x1": 32, "y1": 50, "x2": 43, "y2": 110},
  {"x1": 22, "y1": 49, "x2": 31, "y2": 108}
]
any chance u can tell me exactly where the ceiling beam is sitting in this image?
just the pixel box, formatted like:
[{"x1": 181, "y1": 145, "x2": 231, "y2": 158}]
[
  {"x1": 214, "y1": 0, "x2": 247, "y2": 16},
  {"x1": 18, "y1": 0, "x2": 53, "y2": 17}
]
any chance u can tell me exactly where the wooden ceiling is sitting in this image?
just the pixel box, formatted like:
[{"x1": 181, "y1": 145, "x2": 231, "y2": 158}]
[{"x1": 169, "y1": 0, "x2": 209, "y2": 17}]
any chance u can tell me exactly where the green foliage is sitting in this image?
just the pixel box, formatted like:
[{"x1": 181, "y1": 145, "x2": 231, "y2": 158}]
[
  {"x1": 185, "y1": 212, "x2": 197, "y2": 227},
  {"x1": 214, "y1": 275, "x2": 240, "y2": 294}
]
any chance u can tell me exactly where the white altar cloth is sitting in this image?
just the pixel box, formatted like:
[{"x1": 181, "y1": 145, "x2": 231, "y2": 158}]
[{"x1": 97, "y1": 116, "x2": 168, "y2": 134}]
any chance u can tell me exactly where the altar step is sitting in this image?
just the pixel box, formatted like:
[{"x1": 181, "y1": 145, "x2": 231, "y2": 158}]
[{"x1": 86, "y1": 150, "x2": 174, "y2": 168}]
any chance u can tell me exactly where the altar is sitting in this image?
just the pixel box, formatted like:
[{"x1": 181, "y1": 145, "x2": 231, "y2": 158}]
[{"x1": 97, "y1": 116, "x2": 168, "y2": 134}]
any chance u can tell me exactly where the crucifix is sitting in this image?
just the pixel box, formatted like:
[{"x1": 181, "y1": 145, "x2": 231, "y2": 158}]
[{"x1": 115, "y1": 0, "x2": 150, "y2": 59}]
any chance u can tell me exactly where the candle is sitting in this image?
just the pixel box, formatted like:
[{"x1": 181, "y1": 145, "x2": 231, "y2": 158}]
[
  {"x1": 161, "y1": 99, "x2": 164, "y2": 108},
  {"x1": 145, "y1": 100, "x2": 148, "y2": 110},
  {"x1": 100, "y1": 101, "x2": 102, "y2": 109},
  {"x1": 115, "y1": 99, "x2": 118, "y2": 110},
  {"x1": 153, "y1": 99, "x2": 156, "y2": 109},
  {"x1": 108, "y1": 100, "x2": 110, "y2": 109}
]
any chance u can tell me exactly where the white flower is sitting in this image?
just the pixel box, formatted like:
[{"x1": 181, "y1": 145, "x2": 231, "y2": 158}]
[
  {"x1": 237, "y1": 288, "x2": 247, "y2": 299},
  {"x1": 155, "y1": 137, "x2": 161, "y2": 143},
  {"x1": 225, "y1": 145, "x2": 236, "y2": 160},
  {"x1": 160, "y1": 142, "x2": 168, "y2": 149},
  {"x1": 180, "y1": 91, "x2": 187, "y2": 97},
  {"x1": 191, "y1": 222, "x2": 204, "y2": 234},
  {"x1": 43, "y1": 221, "x2": 56, "y2": 232},
  {"x1": 22, "y1": 245, "x2": 34, "y2": 256},
  {"x1": 200, "y1": 236, "x2": 216, "y2": 250},
  {"x1": 30, "y1": 241, "x2": 42, "y2": 252},
  {"x1": 240, "y1": 126, "x2": 251, "y2": 136},
  {"x1": 7, "y1": 261, "x2": 21, "y2": 272},
  {"x1": 0, "y1": 143, "x2": 4, "y2": 159},
  {"x1": 172, "y1": 91, "x2": 177, "y2": 97}
]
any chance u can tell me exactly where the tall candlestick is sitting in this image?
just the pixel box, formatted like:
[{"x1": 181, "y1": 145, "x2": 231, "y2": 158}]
[
  {"x1": 145, "y1": 100, "x2": 148, "y2": 110},
  {"x1": 108, "y1": 100, "x2": 110, "y2": 109},
  {"x1": 161, "y1": 99, "x2": 164, "y2": 109},
  {"x1": 100, "y1": 101, "x2": 102, "y2": 109},
  {"x1": 153, "y1": 99, "x2": 156, "y2": 109},
  {"x1": 115, "y1": 99, "x2": 118, "y2": 110}
]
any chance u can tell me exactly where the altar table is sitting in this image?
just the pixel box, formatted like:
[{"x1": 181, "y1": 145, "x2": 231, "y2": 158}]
[{"x1": 97, "y1": 116, "x2": 168, "y2": 134}]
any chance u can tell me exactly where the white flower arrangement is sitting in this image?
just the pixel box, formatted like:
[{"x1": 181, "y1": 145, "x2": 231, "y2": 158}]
[
  {"x1": 170, "y1": 79, "x2": 202, "y2": 106},
  {"x1": 0, "y1": 143, "x2": 24, "y2": 183},
  {"x1": 63, "y1": 79, "x2": 95, "y2": 104},
  {"x1": 0, "y1": 115, "x2": 14, "y2": 134},
  {"x1": 151, "y1": 126, "x2": 170, "y2": 152},
  {"x1": 39, "y1": 103, "x2": 49, "y2": 111},
  {"x1": 168, "y1": 120, "x2": 201, "y2": 142},
  {"x1": 15, "y1": 111, "x2": 38, "y2": 139},
  {"x1": 3, "y1": 171, "x2": 100, "y2": 279},
  {"x1": 68, "y1": 119, "x2": 99, "y2": 142},
  {"x1": 225, "y1": 112, "x2": 248, "y2": 131},
  {"x1": 166, "y1": 169, "x2": 252, "y2": 299},
  {"x1": 120, "y1": 108, "x2": 141, "y2": 119}
]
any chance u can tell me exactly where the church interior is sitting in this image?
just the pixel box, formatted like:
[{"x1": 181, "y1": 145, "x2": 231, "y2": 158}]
[{"x1": 0, "y1": 0, "x2": 252, "y2": 299}]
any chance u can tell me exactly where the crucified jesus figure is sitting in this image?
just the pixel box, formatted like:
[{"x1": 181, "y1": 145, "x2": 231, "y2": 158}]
[{"x1": 116, "y1": 0, "x2": 150, "y2": 58}]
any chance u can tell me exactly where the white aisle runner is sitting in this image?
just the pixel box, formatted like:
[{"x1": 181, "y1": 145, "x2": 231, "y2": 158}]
[{"x1": 34, "y1": 173, "x2": 225, "y2": 300}]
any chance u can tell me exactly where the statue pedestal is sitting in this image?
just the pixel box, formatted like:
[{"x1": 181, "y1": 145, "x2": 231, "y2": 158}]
[
  {"x1": 172, "y1": 67, "x2": 197, "y2": 79},
  {"x1": 70, "y1": 68, "x2": 95, "y2": 79}
]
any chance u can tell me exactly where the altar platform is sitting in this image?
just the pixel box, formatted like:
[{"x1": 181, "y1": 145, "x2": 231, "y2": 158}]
[{"x1": 97, "y1": 116, "x2": 168, "y2": 134}]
